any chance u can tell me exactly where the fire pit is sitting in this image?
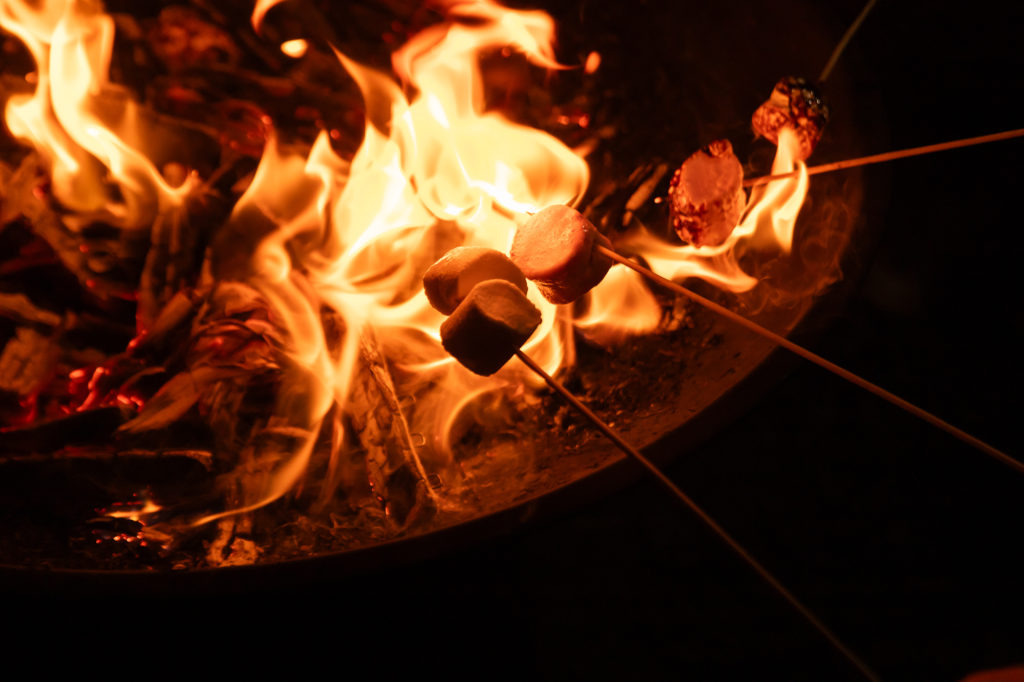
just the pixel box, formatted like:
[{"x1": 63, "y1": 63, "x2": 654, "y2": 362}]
[
  {"x1": 2, "y1": 0, "x2": 864, "y2": 574},
  {"x1": 3, "y1": 1, "x2": 1023, "y2": 679}
]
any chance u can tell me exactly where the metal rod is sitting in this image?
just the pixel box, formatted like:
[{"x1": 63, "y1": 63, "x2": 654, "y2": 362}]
[
  {"x1": 819, "y1": 0, "x2": 879, "y2": 82},
  {"x1": 743, "y1": 128, "x2": 1024, "y2": 187},
  {"x1": 513, "y1": 349, "x2": 881, "y2": 682},
  {"x1": 596, "y1": 245, "x2": 1023, "y2": 474}
]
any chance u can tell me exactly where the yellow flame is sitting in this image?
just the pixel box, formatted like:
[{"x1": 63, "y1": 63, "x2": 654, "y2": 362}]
[
  {"x1": 202, "y1": 0, "x2": 592, "y2": 518},
  {"x1": 106, "y1": 499, "x2": 161, "y2": 523},
  {"x1": 1, "y1": 0, "x2": 197, "y2": 229},
  {"x1": 1, "y1": 0, "x2": 814, "y2": 526},
  {"x1": 743, "y1": 127, "x2": 809, "y2": 253},
  {"x1": 575, "y1": 266, "x2": 663, "y2": 341},
  {"x1": 280, "y1": 38, "x2": 307, "y2": 58},
  {"x1": 251, "y1": 0, "x2": 287, "y2": 34}
]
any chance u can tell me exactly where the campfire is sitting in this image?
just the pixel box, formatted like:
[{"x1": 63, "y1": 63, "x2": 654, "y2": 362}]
[{"x1": 0, "y1": 0, "x2": 862, "y2": 571}]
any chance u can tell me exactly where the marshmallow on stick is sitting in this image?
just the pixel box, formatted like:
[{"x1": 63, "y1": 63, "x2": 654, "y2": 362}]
[
  {"x1": 668, "y1": 139, "x2": 746, "y2": 248},
  {"x1": 439, "y1": 279, "x2": 542, "y2": 376},
  {"x1": 424, "y1": 246, "x2": 528, "y2": 315},
  {"x1": 510, "y1": 205, "x2": 613, "y2": 304},
  {"x1": 751, "y1": 76, "x2": 829, "y2": 161}
]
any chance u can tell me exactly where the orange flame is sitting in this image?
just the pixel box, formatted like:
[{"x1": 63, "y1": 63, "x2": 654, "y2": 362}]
[
  {"x1": 1, "y1": 0, "x2": 814, "y2": 525},
  {"x1": 1, "y1": 0, "x2": 198, "y2": 229},
  {"x1": 210, "y1": 0, "x2": 594, "y2": 518},
  {"x1": 251, "y1": 0, "x2": 287, "y2": 35}
]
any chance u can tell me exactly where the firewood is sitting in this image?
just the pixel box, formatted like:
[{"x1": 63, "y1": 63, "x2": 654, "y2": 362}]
[
  {"x1": 0, "y1": 446, "x2": 213, "y2": 471},
  {"x1": 0, "y1": 327, "x2": 60, "y2": 397},
  {"x1": 0, "y1": 447, "x2": 215, "y2": 539},
  {"x1": 206, "y1": 515, "x2": 261, "y2": 567},
  {"x1": 136, "y1": 203, "x2": 206, "y2": 333},
  {"x1": 2, "y1": 155, "x2": 145, "y2": 302},
  {"x1": 0, "y1": 292, "x2": 62, "y2": 328},
  {"x1": 348, "y1": 329, "x2": 438, "y2": 528},
  {"x1": 0, "y1": 407, "x2": 125, "y2": 453}
]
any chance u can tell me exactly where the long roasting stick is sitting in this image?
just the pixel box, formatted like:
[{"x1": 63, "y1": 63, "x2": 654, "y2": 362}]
[
  {"x1": 818, "y1": 0, "x2": 879, "y2": 83},
  {"x1": 513, "y1": 349, "x2": 881, "y2": 682},
  {"x1": 595, "y1": 245, "x2": 1024, "y2": 474},
  {"x1": 743, "y1": 128, "x2": 1024, "y2": 187}
]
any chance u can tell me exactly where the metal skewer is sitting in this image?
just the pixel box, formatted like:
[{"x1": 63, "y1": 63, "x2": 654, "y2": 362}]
[
  {"x1": 818, "y1": 0, "x2": 879, "y2": 83},
  {"x1": 513, "y1": 349, "x2": 881, "y2": 682},
  {"x1": 595, "y1": 245, "x2": 1023, "y2": 474},
  {"x1": 744, "y1": 128, "x2": 1024, "y2": 187}
]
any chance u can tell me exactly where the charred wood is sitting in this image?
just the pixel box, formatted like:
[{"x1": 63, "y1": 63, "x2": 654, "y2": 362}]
[
  {"x1": 0, "y1": 407, "x2": 125, "y2": 453},
  {"x1": 349, "y1": 329, "x2": 438, "y2": 529}
]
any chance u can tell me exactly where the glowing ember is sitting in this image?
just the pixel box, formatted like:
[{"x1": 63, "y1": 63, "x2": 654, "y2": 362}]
[
  {"x1": 279, "y1": 38, "x2": 308, "y2": 58},
  {"x1": 0, "y1": 0, "x2": 813, "y2": 541},
  {"x1": 105, "y1": 498, "x2": 161, "y2": 523}
]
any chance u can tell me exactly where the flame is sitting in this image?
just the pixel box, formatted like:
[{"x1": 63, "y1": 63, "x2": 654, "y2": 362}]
[
  {"x1": 251, "y1": 0, "x2": 287, "y2": 34},
  {"x1": 106, "y1": 499, "x2": 161, "y2": 523},
  {"x1": 205, "y1": 0, "x2": 594, "y2": 518},
  {"x1": 0, "y1": 0, "x2": 814, "y2": 527},
  {"x1": 280, "y1": 38, "x2": 308, "y2": 58},
  {"x1": 0, "y1": 0, "x2": 198, "y2": 230},
  {"x1": 575, "y1": 266, "x2": 663, "y2": 343}
]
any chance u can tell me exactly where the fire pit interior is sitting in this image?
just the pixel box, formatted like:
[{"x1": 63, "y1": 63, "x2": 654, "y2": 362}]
[{"x1": 0, "y1": 0, "x2": 878, "y2": 574}]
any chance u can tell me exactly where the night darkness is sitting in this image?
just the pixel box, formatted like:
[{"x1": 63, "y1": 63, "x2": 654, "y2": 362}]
[{"x1": 4, "y1": 1, "x2": 1022, "y2": 679}]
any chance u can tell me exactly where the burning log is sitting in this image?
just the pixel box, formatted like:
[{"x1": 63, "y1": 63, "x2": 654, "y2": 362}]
[
  {"x1": 0, "y1": 446, "x2": 213, "y2": 477},
  {"x1": 0, "y1": 446, "x2": 213, "y2": 527},
  {"x1": 136, "y1": 184, "x2": 219, "y2": 334},
  {"x1": 620, "y1": 162, "x2": 670, "y2": 228},
  {"x1": 0, "y1": 326, "x2": 58, "y2": 399},
  {"x1": 116, "y1": 283, "x2": 440, "y2": 530},
  {"x1": 206, "y1": 514, "x2": 261, "y2": 567},
  {"x1": 113, "y1": 282, "x2": 292, "y2": 521},
  {"x1": 0, "y1": 407, "x2": 124, "y2": 453},
  {"x1": 349, "y1": 330, "x2": 438, "y2": 528},
  {"x1": 0, "y1": 291, "x2": 61, "y2": 328}
]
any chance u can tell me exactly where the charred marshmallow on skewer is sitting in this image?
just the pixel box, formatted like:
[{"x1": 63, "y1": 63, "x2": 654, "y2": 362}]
[
  {"x1": 751, "y1": 76, "x2": 829, "y2": 161},
  {"x1": 668, "y1": 139, "x2": 746, "y2": 248},
  {"x1": 510, "y1": 204, "x2": 613, "y2": 304}
]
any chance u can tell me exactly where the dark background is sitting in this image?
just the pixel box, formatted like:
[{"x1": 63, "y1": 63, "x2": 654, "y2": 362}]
[{"x1": 6, "y1": 1, "x2": 1022, "y2": 679}]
